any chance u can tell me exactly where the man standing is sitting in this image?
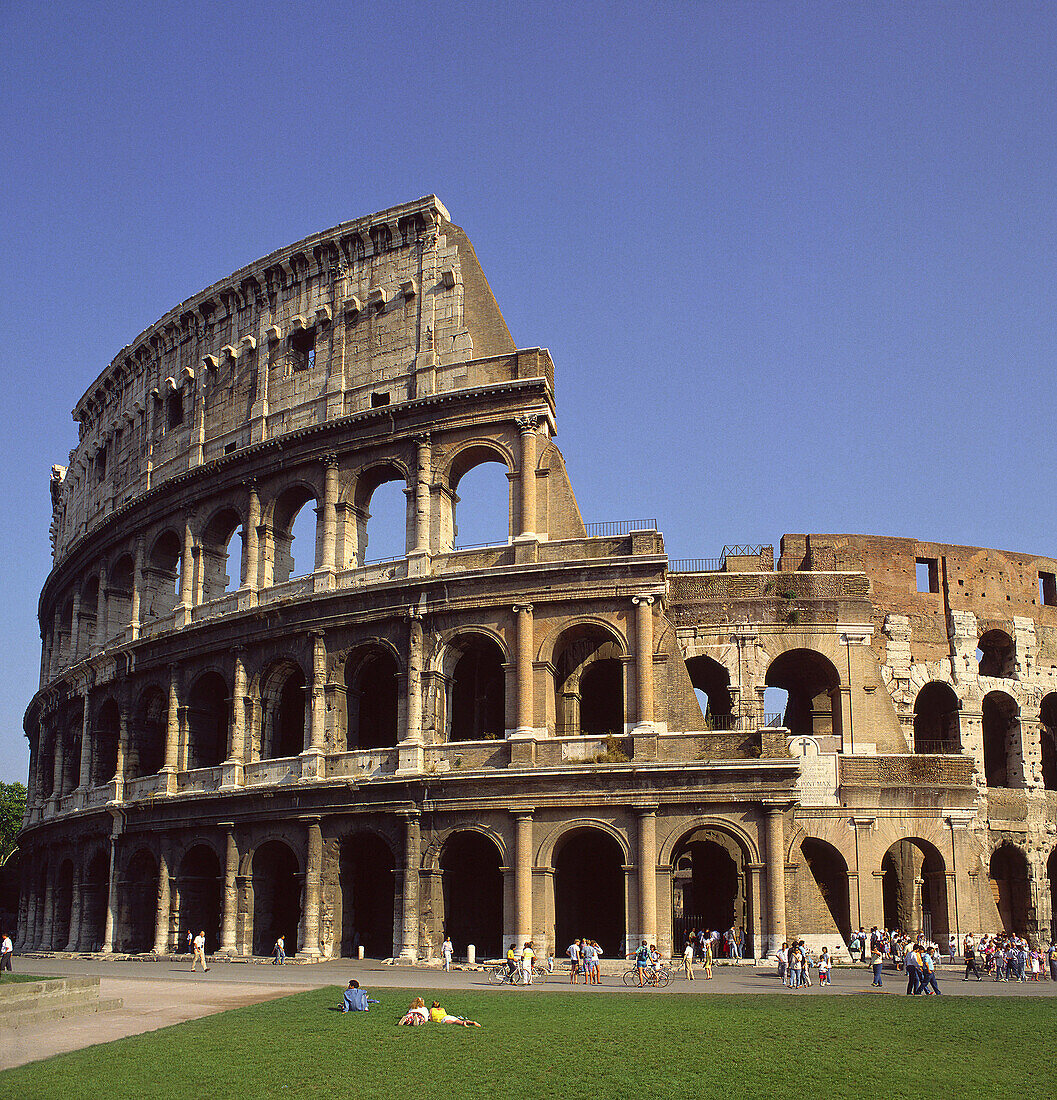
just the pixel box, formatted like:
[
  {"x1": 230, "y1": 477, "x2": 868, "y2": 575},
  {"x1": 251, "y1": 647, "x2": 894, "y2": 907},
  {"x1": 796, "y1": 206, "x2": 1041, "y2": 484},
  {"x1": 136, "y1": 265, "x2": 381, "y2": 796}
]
[
  {"x1": 903, "y1": 941, "x2": 919, "y2": 995},
  {"x1": 442, "y1": 935, "x2": 454, "y2": 972},
  {"x1": 191, "y1": 930, "x2": 209, "y2": 973},
  {"x1": 963, "y1": 934, "x2": 982, "y2": 981},
  {"x1": 728, "y1": 926, "x2": 742, "y2": 960},
  {"x1": 568, "y1": 938, "x2": 582, "y2": 983},
  {"x1": 0, "y1": 931, "x2": 13, "y2": 971},
  {"x1": 521, "y1": 940, "x2": 535, "y2": 985}
]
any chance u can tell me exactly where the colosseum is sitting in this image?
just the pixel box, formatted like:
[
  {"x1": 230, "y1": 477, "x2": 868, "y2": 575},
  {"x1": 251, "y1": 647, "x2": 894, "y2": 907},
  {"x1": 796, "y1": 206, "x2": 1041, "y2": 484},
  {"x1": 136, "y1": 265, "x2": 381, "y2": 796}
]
[{"x1": 15, "y1": 195, "x2": 1057, "y2": 964}]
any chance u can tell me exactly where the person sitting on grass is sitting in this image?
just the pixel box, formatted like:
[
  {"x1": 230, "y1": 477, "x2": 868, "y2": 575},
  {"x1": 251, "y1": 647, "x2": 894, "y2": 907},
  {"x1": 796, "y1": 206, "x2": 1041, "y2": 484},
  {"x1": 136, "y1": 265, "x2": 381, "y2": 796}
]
[
  {"x1": 398, "y1": 997, "x2": 430, "y2": 1025},
  {"x1": 429, "y1": 1000, "x2": 481, "y2": 1026},
  {"x1": 342, "y1": 980, "x2": 379, "y2": 1012}
]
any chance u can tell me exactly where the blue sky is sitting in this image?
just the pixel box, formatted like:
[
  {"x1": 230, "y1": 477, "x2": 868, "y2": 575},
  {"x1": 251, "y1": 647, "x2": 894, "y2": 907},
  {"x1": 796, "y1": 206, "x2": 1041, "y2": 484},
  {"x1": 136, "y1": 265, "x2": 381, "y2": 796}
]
[{"x1": 2, "y1": 1, "x2": 1055, "y2": 782}]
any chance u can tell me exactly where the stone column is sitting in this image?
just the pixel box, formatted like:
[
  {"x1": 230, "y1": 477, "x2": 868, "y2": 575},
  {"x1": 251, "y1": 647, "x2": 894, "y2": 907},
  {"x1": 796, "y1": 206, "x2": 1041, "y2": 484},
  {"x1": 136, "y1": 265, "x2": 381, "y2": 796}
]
[
  {"x1": 65, "y1": 855, "x2": 83, "y2": 952},
  {"x1": 219, "y1": 827, "x2": 239, "y2": 955},
  {"x1": 163, "y1": 665, "x2": 180, "y2": 787},
  {"x1": 514, "y1": 604, "x2": 534, "y2": 734},
  {"x1": 513, "y1": 809, "x2": 534, "y2": 947},
  {"x1": 114, "y1": 701, "x2": 128, "y2": 799},
  {"x1": 319, "y1": 455, "x2": 339, "y2": 573},
  {"x1": 763, "y1": 805, "x2": 787, "y2": 954},
  {"x1": 229, "y1": 650, "x2": 247, "y2": 762},
  {"x1": 308, "y1": 632, "x2": 327, "y2": 752},
  {"x1": 101, "y1": 832, "x2": 119, "y2": 953},
  {"x1": 398, "y1": 612, "x2": 425, "y2": 773},
  {"x1": 50, "y1": 605, "x2": 62, "y2": 679},
  {"x1": 70, "y1": 588, "x2": 82, "y2": 662},
  {"x1": 52, "y1": 734, "x2": 65, "y2": 806},
  {"x1": 178, "y1": 516, "x2": 195, "y2": 610},
  {"x1": 77, "y1": 689, "x2": 92, "y2": 791},
  {"x1": 413, "y1": 434, "x2": 431, "y2": 553},
  {"x1": 516, "y1": 416, "x2": 538, "y2": 538},
  {"x1": 94, "y1": 562, "x2": 108, "y2": 649},
  {"x1": 637, "y1": 808, "x2": 658, "y2": 946},
  {"x1": 241, "y1": 480, "x2": 260, "y2": 591},
  {"x1": 633, "y1": 595, "x2": 655, "y2": 729},
  {"x1": 301, "y1": 819, "x2": 322, "y2": 958},
  {"x1": 40, "y1": 860, "x2": 54, "y2": 950},
  {"x1": 130, "y1": 536, "x2": 144, "y2": 640},
  {"x1": 399, "y1": 812, "x2": 421, "y2": 960},
  {"x1": 153, "y1": 848, "x2": 171, "y2": 954}
]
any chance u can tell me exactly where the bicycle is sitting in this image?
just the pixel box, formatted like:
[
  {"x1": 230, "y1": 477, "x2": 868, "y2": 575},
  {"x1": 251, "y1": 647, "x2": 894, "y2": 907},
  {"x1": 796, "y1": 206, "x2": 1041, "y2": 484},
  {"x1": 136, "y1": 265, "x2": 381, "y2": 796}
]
[
  {"x1": 487, "y1": 962, "x2": 550, "y2": 985},
  {"x1": 622, "y1": 964, "x2": 673, "y2": 987}
]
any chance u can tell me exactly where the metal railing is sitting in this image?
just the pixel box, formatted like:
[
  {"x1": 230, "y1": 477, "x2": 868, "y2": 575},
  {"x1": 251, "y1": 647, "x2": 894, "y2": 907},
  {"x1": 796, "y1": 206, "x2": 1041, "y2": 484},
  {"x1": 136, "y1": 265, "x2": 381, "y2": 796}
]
[
  {"x1": 669, "y1": 558, "x2": 724, "y2": 572},
  {"x1": 584, "y1": 519, "x2": 657, "y2": 538},
  {"x1": 911, "y1": 740, "x2": 963, "y2": 754},
  {"x1": 761, "y1": 713, "x2": 786, "y2": 728},
  {"x1": 723, "y1": 544, "x2": 765, "y2": 557},
  {"x1": 699, "y1": 714, "x2": 787, "y2": 731}
]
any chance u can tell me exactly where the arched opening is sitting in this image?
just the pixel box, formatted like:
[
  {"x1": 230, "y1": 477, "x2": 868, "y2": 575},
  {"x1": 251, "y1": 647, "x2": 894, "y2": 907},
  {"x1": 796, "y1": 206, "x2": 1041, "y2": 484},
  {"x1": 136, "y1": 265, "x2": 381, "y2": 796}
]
[
  {"x1": 261, "y1": 664, "x2": 306, "y2": 759},
  {"x1": 554, "y1": 828, "x2": 626, "y2": 958},
  {"x1": 106, "y1": 555, "x2": 134, "y2": 639},
  {"x1": 77, "y1": 576, "x2": 98, "y2": 658},
  {"x1": 1048, "y1": 848, "x2": 1057, "y2": 942},
  {"x1": 978, "y1": 629, "x2": 1015, "y2": 678},
  {"x1": 552, "y1": 626, "x2": 625, "y2": 738},
  {"x1": 199, "y1": 508, "x2": 242, "y2": 601},
  {"x1": 448, "y1": 635, "x2": 505, "y2": 742},
  {"x1": 671, "y1": 829, "x2": 748, "y2": 952},
  {"x1": 440, "y1": 832, "x2": 503, "y2": 958},
  {"x1": 57, "y1": 597, "x2": 74, "y2": 665},
  {"x1": 356, "y1": 468, "x2": 408, "y2": 564},
  {"x1": 186, "y1": 672, "x2": 229, "y2": 770},
  {"x1": 91, "y1": 699, "x2": 120, "y2": 786},
  {"x1": 344, "y1": 648, "x2": 398, "y2": 750},
  {"x1": 913, "y1": 682, "x2": 960, "y2": 753},
  {"x1": 271, "y1": 486, "x2": 318, "y2": 583},
  {"x1": 252, "y1": 841, "x2": 301, "y2": 956},
  {"x1": 450, "y1": 453, "x2": 511, "y2": 549},
  {"x1": 685, "y1": 655, "x2": 734, "y2": 729},
  {"x1": 52, "y1": 860, "x2": 74, "y2": 950},
  {"x1": 799, "y1": 838, "x2": 851, "y2": 943},
  {"x1": 339, "y1": 833, "x2": 395, "y2": 958},
  {"x1": 989, "y1": 843, "x2": 1031, "y2": 935},
  {"x1": 764, "y1": 649, "x2": 842, "y2": 739},
  {"x1": 1041, "y1": 694, "x2": 1057, "y2": 792},
  {"x1": 121, "y1": 850, "x2": 158, "y2": 953},
  {"x1": 177, "y1": 845, "x2": 222, "y2": 954},
  {"x1": 881, "y1": 838, "x2": 948, "y2": 940},
  {"x1": 144, "y1": 530, "x2": 182, "y2": 620},
  {"x1": 129, "y1": 687, "x2": 166, "y2": 779},
  {"x1": 80, "y1": 851, "x2": 109, "y2": 951},
  {"x1": 982, "y1": 691, "x2": 1019, "y2": 788}
]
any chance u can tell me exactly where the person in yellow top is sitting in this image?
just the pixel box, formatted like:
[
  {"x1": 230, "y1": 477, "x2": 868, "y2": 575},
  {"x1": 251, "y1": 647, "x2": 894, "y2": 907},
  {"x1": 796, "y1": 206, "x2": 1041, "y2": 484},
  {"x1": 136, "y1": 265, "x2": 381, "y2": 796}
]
[
  {"x1": 506, "y1": 943, "x2": 519, "y2": 981},
  {"x1": 429, "y1": 1001, "x2": 481, "y2": 1026},
  {"x1": 521, "y1": 941, "x2": 536, "y2": 985}
]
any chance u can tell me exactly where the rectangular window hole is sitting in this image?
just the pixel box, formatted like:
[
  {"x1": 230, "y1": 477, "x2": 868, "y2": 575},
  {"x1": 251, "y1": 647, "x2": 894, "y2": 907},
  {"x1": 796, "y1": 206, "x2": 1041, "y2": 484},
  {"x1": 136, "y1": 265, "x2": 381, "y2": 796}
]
[
  {"x1": 1041, "y1": 571, "x2": 1057, "y2": 607},
  {"x1": 371, "y1": 391, "x2": 390, "y2": 408},
  {"x1": 167, "y1": 393, "x2": 184, "y2": 429},
  {"x1": 916, "y1": 557, "x2": 939, "y2": 593},
  {"x1": 224, "y1": 442, "x2": 237, "y2": 455}
]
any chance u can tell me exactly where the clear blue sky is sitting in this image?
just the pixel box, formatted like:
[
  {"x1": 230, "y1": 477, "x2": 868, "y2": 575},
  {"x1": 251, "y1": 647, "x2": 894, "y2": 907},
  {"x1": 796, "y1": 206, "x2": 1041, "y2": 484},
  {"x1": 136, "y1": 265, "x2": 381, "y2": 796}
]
[{"x1": 2, "y1": 1, "x2": 1055, "y2": 782}]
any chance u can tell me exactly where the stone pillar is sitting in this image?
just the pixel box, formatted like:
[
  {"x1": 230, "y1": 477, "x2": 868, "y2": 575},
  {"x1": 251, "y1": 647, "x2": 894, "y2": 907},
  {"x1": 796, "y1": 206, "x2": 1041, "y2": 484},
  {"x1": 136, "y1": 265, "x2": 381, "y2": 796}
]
[
  {"x1": 130, "y1": 535, "x2": 144, "y2": 640},
  {"x1": 114, "y1": 701, "x2": 128, "y2": 799},
  {"x1": 228, "y1": 651, "x2": 247, "y2": 762},
  {"x1": 153, "y1": 848, "x2": 171, "y2": 954},
  {"x1": 178, "y1": 516, "x2": 195, "y2": 610},
  {"x1": 219, "y1": 828, "x2": 239, "y2": 955},
  {"x1": 516, "y1": 416, "x2": 538, "y2": 538},
  {"x1": 763, "y1": 805, "x2": 787, "y2": 954},
  {"x1": 747, "y1": 863, "x2": 764, "y2": 959},
  {"x1": 513, "y1": 809, "x2": 534, "y2": 947},
  {"x1": 637, "y1": 808, "x2": 658, "y2": 946},
  {"x1": 41, "y1": 860, "x2": 54, "y2": 950},
  {"x1": 308, "y1": 632, "x2": 326, "y2": 752},
  {"x1": 94, "y1": 562, "x2": 108, "y2": 649},
  {"x1": 65, "y1": 856, "x2": 83, "y2": 952},
  {"x1": 301, "y1": 819, "x2": 322, "y2": 958},
  {"x1": 77, "y1": 689, "x2": 92, "y2": 791},
  {"x1": 633, "y1": 595, "x2": 655, "y2": 729},
  {"x1": 399, "y1": 612, "x2": 425, "y2": 773},
  {"x1": 514, "y1": 604, "x2": 534, "y2": 734},
  {"x1": 50, "y1": 605, "x2": 62, "y2": 679},
  {"x1": 70, "y1": 588, "x2": 82, "y2": 662},
  {"x1": 241, "y1": 480, "x2": 260, "y2": 591},
  {"x1": 52, "y1": 733, "x2": 65, "y2": 805},
  {"x1": 101, "y1": 833, "x2": 119, "y2": 953},
  {"x1": 413, "y1": 434, "x2": 431, "y2": 553},
  {"x1": 163, "y1": 665, "x2": 180, "y2": 787},
  {"x1": 319, "y1": 455, "x2": 339, "y2": 573},
  {"x1": 399, "y1": 812, "x2": 421, "y2": 960}
]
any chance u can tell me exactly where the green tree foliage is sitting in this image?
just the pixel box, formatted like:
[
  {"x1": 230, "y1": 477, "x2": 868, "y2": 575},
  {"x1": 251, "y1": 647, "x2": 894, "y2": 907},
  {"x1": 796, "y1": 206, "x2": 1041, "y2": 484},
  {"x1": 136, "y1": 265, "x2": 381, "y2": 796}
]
[{"x1": 0, "y1": 782, "x2": 27, "y2": 867}]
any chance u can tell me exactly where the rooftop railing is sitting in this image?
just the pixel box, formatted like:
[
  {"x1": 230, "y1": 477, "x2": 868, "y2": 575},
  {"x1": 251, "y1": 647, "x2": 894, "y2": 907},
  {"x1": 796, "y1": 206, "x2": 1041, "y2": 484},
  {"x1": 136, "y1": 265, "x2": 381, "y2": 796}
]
[{"x1": 583, "y1": 518, "x2": 658, "y2": 538}]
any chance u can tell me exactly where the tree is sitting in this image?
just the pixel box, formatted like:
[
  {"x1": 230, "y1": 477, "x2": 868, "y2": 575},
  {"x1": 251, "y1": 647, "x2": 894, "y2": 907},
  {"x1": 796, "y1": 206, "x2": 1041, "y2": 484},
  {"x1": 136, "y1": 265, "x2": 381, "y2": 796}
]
[{"x1": 0, "y1": 782, "x2": 27, "y2": 867}]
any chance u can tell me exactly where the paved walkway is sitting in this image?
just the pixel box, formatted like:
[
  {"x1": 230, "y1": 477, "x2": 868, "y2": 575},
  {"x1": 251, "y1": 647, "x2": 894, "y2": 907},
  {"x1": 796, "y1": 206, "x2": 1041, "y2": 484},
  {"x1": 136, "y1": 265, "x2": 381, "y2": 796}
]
[{"x1": 4, "y1": 955, "x2": 1055, "y2": 1070}]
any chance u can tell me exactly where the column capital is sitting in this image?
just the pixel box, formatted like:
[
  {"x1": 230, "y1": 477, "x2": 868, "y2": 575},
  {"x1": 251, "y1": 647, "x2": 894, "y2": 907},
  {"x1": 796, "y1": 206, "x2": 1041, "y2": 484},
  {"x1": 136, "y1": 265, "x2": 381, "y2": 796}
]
[
  {"x1": 849, "y1": 815, "x2": 876, "y2": 829},
  {"x1": 242, "y1": 477, "x2": 259, "y2": 494},
  {"x1": 413, "y1": 431, "x2": 432, "y2": 447},
  {"x1": 632, "y1": 594, "x2": 655, "y2": 607},
  {"x1": 636, "y1": 805, "x2": 659, "y2": 817},
  {"x1": 321, "y1": 452, "x2": 339, "y2": 470},
  {"x1": 515, "y1": 414, "x2": 540, "y2": 434},
  {"x1": 513, "y1": 603, "x2": 534, "y2": 614},
  {"x1": 509, "y1": 806, "x2": 535, "y2": 818}
]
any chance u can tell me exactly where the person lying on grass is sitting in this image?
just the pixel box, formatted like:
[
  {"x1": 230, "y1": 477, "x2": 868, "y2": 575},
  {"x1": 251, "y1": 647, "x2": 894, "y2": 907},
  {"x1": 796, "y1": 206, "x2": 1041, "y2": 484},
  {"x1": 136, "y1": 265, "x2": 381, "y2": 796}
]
[
  {"x1": 429, "y1": 1000, "x2": 482, "y2": 1026},
  {"x1": 342, "y1": 980, "x2": 379, "y2": 1012},
  {"x1": 397, "y1": 997, "x2": 430, "y2": 1025}
]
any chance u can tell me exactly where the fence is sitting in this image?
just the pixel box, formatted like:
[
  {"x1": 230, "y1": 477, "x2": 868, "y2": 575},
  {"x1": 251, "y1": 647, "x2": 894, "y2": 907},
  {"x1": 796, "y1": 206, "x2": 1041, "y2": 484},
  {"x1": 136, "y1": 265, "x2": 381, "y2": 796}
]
[
  {"x1": 583, "y1": 519, "x2": 657, "y2": 538},
  {"x1": 669, "y1": 558, "x2": 725, "y2": 572}
]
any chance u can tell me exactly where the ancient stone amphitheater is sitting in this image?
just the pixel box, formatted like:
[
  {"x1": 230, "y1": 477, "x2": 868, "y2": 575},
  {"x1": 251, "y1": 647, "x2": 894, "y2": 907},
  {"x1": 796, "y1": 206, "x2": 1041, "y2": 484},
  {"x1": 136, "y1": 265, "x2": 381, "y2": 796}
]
[{"x1": 16, "y1": 196, "x2": 1057, "y2": 962}]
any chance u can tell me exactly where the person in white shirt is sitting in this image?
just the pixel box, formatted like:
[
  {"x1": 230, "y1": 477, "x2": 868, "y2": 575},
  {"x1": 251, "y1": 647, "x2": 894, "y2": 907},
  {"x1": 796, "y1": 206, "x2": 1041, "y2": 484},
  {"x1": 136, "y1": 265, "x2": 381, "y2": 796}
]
[
  {"x1": 191, "y1": 930, "x2": 209, "y2": 973},
  {"x1": 521, "y1": 941, "x2": 535, "y2": 985},
  {"x1": 442, "y1": 935, "x2": 453, "y2": 971},
  {"x1": 568, "y1": 939, "x2": 582, "y2": 983},
  {"x1": 0, "y1": 933, "x2": 13, "y2": 972},
  {"x1": 683, "y1": 938, "x2": 695, "y2": 980}
]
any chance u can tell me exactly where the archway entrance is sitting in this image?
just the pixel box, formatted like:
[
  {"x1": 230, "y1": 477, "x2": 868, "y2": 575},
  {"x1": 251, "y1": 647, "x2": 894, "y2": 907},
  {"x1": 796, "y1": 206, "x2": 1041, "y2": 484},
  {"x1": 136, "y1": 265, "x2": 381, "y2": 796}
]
[
  {"x1": 339, "y1": 834, "x2": 395, "y2": 958},
  {"x1": 554, "y1": 829, "x2": 626, "y2": 958},
  {"x1": 671, "y1": 829, "x2": 748, "y2": 953},
  {"x1": 253, "y1": 841, "x2": 301, "y2": 956},
  {"x1": 552, "y1": 627, "x2": 625, "y2": 738},
  {"x1": 440, "y1": 832, "x2": 503, "y2": 958},
  {"x1": 121, "y1": 850, "x2": 158, "y2": 953},
  {"x1": 881, "y1": 839, "x2": 948, "y2": 939},
  {"x1": 989, "y1": 844, "x2": 1031, "y2": 935},
  {"x1": 186, "y1": 672, "x2": 229, "y2": 770},
  {"x1": 53, "y1": 861, "x2": 74, "y2": 950},
  {"x1": 178, "y1": 845, "x2": 222, "y2": 953},
  {"x1": 80, "y1": 851, "x2": 109, "y2": 951},
  {"x1": 764, "y1": 649, "x2": 842, "y2": 739},
  {"x1": 913, "y1": 682, "x2": 960, "y2": 753},
  {"x1": 798, "y1": 838, "x2": 851, "y2": 943},
  {"x1": 449, "y1": 637, "x2": 505, "y2": 742},
  {"x1": 345, "y1": 649, "x2": 399, "y2": 749}
]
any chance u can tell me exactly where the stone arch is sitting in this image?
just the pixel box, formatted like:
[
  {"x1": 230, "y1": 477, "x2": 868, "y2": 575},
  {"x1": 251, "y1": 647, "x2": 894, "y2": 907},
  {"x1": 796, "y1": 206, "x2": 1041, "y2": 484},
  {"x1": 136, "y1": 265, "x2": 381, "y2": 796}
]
[
  {"x1": 177, "y1": 843, "x2": 222, "y2": 953},
  {"x1": 548, "y1": 621, "x2": 628, "y2": 738},
  {"x1": 351, "y1": 461, "x2": 410, "y2": 566},
  {"x1": 186, "y1": 670, "x2": 229, "y2": 770},
  {"x1": 338, "y1": 828, "x2": 396, "y2": 958},
  {"x1": 144, "y1": 529, "x2": 182, "y2": 620},
  {"x1": 881, "y1": 837, "x2": 949, "y2": 940},
  {"x1": 128, "y1": 684, "x2": 166, "y2": 779},
  {"x1": 913, "y1": 681, "x2": 960, "y2": 753},
  {"x1": 978, "y1": 628, "x2": 1015, "y2": 678},
  {"x1": 199, "y1": 506, "x2": 243, "y2": 601},
  {"x1": 764, "y1": 648, "x2": 842, "y2": 739},
  {"x1": 982, "y1": 690, "x2": 1020, "y2": 788},
  {"x1": 91, "y1": 696, "x2": 121, "y2": 786},
  {"x1": 438, "y1": 829, "x2": 504, "y2": 958},
  {"x1": 106, "y1": 554, "x2": 134, "y2": 639},
  {"x1": 443, "y1": 441, "x2": 514, "y2": 551},
  {"x1": 258, "y1": 659, "x2": 306, "y2": 760},
  {"x1": 552, "y1": 826, "x2": 627, "y2": 958},
  {"x1": 52, "y1": 859, "x2": 74, "y2": 950},
  {"x1": 119, "y1": 848, "x2": 158, "y2": 953},
  {"x1": 685, "y1": 654, "x2": 734, "y2": 728},
  {"x1": 989, "y1": 841, "x2": 1031, "y2": 936},
  {"x1": 658, "y1": 816, "x2": 762, "y2": 867},
  {"x1": 80, "y1": 849, "x2": 110, "y2": 951},
  {"x1": 796, "y1": 837, "x2": 851, "y2": 943},
  {"x1": 537, "y1": 817, "x2": 632, "y2": 868},
  {"x1": 344, "y1": 643, "x2": 400, "y2": 750},
  {"x1": 76, "y1": 574, "x2": 99, "y2": 659},
  {"x1": 1040, "y1": 693, "x2": 1057, "y2": 792},
  {"x1": 251, "y1": 839, "x2": 302, "y2": 956},
  {"x1": 442, "y1": 631, "x2": 507, "y2": 742},
  {"x1": 269, "y1": 483, "x2": 320, "y2": 582}
]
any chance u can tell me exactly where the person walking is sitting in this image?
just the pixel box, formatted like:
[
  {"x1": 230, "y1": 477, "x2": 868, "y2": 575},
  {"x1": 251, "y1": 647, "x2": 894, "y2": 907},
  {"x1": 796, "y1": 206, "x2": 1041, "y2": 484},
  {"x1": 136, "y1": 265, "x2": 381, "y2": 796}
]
[
  {"x1": 683, "y1": 938, "x2": 695, "y2": 980},
  {"x1": 870, "y1": 941, "x2": 884, "y2": 987},
  {"x1": 963, "y1": 934, "x2": 982, "y2": 981},
  {"x1": 442, "y1": 935, "x2": 454, "y2": 971},
  {"x1": 903, "y1": 941, "x2": 920, "y2": 995},
  {"x1": 191, "y1": 930, "x2": 209, "y2": 972},
  {"x1": 703, "y1": 935, "x2": 713, "y2": 979},
  {"x1": 521, "y1": 941, "x2": 535, "y2": 985},
  {"x1": 0, "y1": 932, "x2": 13, "y2": 972},
  {"x1": 273, "y1": 935, "x2": 285, "y2": 965},
  {"x1": 818, "y1": 947, "x2": 831, "y2": 986},
  {"x1": 920, "y1": 946, "x2": 941, "y2": 995}
]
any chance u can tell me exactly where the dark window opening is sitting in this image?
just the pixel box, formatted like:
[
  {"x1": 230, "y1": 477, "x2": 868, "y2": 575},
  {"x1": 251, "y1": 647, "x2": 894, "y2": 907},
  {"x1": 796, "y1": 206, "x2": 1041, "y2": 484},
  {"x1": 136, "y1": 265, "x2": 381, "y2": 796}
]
[
  {"x1": 371, "y1": 391, "x2": 390, "y2": 408},
  {"x1": 96, "y1": 448, "x2": 107, "y2": 482},
  {"x1": 1041, "y1": 572, "x2": 1057, "y2": 607},
  {"x1": 224, "y1": 442, "x2": 237, "y2": 455},
  {"x1": 167, "y1": 392, "x2": 184, "y2": 429},
  {"x1": 916, "y1": 557, "x2": 939, "y2": 593},
  {"x1": 290, "y1": 328, "x2": 316, "y2": 371}
]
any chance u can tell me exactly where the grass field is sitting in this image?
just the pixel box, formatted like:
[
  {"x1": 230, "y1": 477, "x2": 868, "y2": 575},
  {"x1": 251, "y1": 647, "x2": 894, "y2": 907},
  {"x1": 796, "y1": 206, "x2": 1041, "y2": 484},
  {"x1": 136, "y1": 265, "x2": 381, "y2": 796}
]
[
  {"x1": 3, "y1": 986, "x2": 1056, "y2": 1099},
  {"x1": 0, "y1": 973, "x2": 47, "y2": 984}
]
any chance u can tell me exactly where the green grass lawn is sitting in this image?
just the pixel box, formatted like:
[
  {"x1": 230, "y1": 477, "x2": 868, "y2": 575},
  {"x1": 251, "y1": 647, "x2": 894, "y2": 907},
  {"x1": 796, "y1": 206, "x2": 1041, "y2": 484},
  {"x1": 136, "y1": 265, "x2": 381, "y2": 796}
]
[
  {"x1": 0, "y1": 973, "x2": 48, "y2": 984},
  {"x1": 3, "y1": 987, "x2": 1056, "y2": 1099}
]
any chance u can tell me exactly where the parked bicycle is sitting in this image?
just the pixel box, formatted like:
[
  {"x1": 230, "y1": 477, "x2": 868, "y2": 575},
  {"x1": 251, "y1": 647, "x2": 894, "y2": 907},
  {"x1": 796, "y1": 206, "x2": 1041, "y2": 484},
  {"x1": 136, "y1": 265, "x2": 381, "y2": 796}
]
[
  {"x1": 622, "y1": 964, "x2": 673, "y2": 987},
  {"x1": 487, "y1": 962, "x2": 550, "y2": 985}
]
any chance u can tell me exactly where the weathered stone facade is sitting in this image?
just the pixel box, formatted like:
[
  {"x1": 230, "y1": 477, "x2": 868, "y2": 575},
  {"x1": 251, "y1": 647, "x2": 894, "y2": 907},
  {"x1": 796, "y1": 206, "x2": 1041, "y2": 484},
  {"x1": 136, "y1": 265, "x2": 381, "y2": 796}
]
[{"x1": 17, "y1": 198, "x2": 1057, "y2": 961}]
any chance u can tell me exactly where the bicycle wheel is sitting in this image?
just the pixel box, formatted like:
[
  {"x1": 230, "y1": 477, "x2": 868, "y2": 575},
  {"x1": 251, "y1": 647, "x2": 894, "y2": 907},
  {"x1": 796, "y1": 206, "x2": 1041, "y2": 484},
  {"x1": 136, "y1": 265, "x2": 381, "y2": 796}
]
[
  {"x1": 487, "y1": 965, "x2": 505, "y2": 985},
  {"x1": 622, "y1": 969, "x2": 637, "y2": 986},
  {"x1": 533, "y1": 965, "x2": 550, "y2": 984},
  {"x1": 659, "y1": 967, "x2": 673, "y2": 987}
]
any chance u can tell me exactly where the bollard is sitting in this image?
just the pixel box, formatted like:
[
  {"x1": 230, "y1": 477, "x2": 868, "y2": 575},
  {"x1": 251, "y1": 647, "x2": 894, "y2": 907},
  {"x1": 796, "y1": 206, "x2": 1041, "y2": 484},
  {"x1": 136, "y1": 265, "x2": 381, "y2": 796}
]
[
  {"x1": 467, "y1": 944, "x2": 476, "y2": 966},
  {"x1": 358, "y1": 946, "x2": 364, "y2": 960}
]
